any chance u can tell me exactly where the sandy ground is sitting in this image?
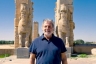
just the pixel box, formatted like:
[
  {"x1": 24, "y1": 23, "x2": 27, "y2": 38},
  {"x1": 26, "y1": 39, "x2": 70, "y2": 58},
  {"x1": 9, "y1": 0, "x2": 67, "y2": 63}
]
[
  {"x1": 0, "y1": 45, "x2": 96, "y2": 64},
  {"x1": 0, "y1": 44, "x2": 15, "y2": 49},
  {"x1": 0, "y1": 55, "x2": 96, "y2": 64}
]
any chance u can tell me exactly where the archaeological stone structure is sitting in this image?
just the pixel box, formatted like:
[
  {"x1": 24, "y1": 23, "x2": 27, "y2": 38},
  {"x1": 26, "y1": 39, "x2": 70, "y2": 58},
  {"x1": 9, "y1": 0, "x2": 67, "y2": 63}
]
[
  {"x1": 14, "y1": 0, "x2": 33, "y2": 48},
  {"x1": 32, "y1": 21, "x2": 39, "y2": 41},
  {"x1": 7, "y1": 0, "x2": 76, "y2": 57},
  {"x1": 55, "y1": 0, "x2": 75, "y2": 47},
  {"x1": 14, "y1": 0, "x2": 75, "y2": 49}
]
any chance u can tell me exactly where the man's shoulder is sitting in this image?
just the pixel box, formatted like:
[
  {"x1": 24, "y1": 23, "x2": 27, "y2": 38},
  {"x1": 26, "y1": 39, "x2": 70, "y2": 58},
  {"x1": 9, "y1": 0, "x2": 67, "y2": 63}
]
[
  {"x1": 54, "y1": 36, "x2": 65, "y2": 43},
  {"x1": 33, "y1": 36, "x2": 41, "y2": 41},
  {"x1": 54, "y1": 36, "x2": 62, "y2": 41},
  {"x1": 32, "y1": 36, "x2": 42, "y2": 43}
]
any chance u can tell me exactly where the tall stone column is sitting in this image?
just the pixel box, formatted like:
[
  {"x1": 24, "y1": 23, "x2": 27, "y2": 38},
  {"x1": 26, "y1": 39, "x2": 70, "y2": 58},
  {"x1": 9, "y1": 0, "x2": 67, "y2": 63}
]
[
  {"x1": 68, "y1": 5, "x2": 75, "y2": 47},
  {"x1": 14, "y1": 18, "x2": 19, "y2": 48},
  {"x1": 32, "y1": 21, "x2": 39, "y2": 41},
  {"x1": 54, "y1": 0, "x2": 74, "y2": 57},
  {"x1": 14, "y1": 0, "x2": 33, "y2": 48},
  {"x1": 55, "y1": 0, "x2": 61, "y2": 37},
  {"x1": 55, "y1": 0, "x2": 75, "y2": 47},
  {"x1": 69, "y1": 21, "x2": 75, "y2": 47},
  {"x1": 28, "y1": 1, "x2": 34, "y2": 46},
  {"x1": 54, "y1": 2, "x2": 57, "y2": 36}
]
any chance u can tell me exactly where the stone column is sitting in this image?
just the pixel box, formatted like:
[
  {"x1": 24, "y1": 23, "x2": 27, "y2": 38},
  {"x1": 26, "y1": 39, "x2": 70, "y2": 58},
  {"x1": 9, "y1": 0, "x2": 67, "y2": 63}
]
[
  {"x1": 69, "y1": 21, "x2": 75, "y2": 47},
  {"x1": 55, "y1": 0, "x2": 74, "y2": 57},
  {"x1": 14, "y1": 18, "x2": 19, "y2": 48},
  {"x1": 55, "y1": 0, "x2": 75, "y2": 47},
  {"x1": 28, "y1": 1, "x2": 34, "y2": 46},
  {"x1": 32, "y1": 21, "x2": 39, "y2": 41},
  {"x1": 54, "y1": 2, "x2": 57, "y2": 36},
  {"x1": 55, "y1": 0, "x2": 61, "y2": 37},
  {"x1": 68, "y1": 5, "x2": 75, "y2": 47},
  {"x1": 14, "y1": 0, "x2": 33, "y2": 48}
]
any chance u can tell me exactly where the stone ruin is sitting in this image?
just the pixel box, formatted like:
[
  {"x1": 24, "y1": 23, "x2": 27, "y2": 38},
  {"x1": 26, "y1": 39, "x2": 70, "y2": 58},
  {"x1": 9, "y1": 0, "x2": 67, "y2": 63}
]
[
  {"x1": 14, "y1": 0, "x2": 39, "y2": 48},
  {"x1": 55, "y1": 0, "x2": 75, "y2": 47},
  {"x1": 54, "y1": 0, "x2": 75, "y2": 57},
  {"x1": 13, "y1": 0, "x2": 75, "y2": 58},
  {"x1": 32, "y1": 21, "x2": 39, "y2": 41},
  {"x1": 14, "y1": 0, "x2": 75, "y2": 48},
  {"x1": 9, "y1": 0, "x2": 96, "y2": 58}
]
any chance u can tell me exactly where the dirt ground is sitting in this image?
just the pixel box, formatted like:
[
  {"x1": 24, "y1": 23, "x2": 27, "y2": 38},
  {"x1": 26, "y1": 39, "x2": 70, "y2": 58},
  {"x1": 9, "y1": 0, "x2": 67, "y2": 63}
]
[
  {"x1": 0, "y1": 55, "x2": 96, "y2": 64},
  {"x1": 0, "y1": 45, "x2": 96, "y2": 64}
]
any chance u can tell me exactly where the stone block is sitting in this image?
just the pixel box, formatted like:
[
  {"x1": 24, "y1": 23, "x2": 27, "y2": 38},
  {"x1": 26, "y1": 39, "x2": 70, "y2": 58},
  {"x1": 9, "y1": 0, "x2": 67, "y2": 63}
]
[
  {"x1": 91, "y1": 48, "x2": 96, "y2": 55},
  {"x1": 66, "y1": 53, "x2": 71, "y2": 58},
  {"x1": 66, "y1": 47, "x2": 73, "y2": 58},
  {"x1": 16, "y1": 47, "x2": 29, "y2": 58},
  {"x1": 66, "y1": 47, "x2": 73, "y2": 53}
]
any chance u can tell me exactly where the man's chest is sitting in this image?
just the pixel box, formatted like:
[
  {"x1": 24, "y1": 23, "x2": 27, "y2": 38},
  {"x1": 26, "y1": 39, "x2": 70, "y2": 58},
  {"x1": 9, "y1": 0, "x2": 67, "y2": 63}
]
[{"x1": 36, "y1": 40, "x2": 61, "y2": 55}]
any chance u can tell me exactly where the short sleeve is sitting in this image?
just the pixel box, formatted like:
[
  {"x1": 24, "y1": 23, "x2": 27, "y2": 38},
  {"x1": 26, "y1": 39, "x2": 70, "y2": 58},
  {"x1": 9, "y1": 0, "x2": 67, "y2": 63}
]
[
  {"x1": 60, "y1": 39, "x2": 67, "y2": 53},
  {"x1": 29, "y1": 41, "x2": 37, "y2": 54}
]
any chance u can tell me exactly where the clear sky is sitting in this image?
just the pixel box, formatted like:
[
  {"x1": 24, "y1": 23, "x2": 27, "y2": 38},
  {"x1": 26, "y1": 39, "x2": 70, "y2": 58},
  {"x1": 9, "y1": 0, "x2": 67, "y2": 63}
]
[{"x1": 0, "y1": 0, "x2": 96, "y2": 42}]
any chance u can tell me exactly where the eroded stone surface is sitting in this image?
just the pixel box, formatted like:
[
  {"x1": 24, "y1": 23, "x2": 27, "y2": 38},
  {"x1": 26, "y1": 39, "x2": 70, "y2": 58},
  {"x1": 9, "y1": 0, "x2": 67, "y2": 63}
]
[
  {"x1": 55, "y1": 0, "x2": 75, "y2": 47},
  {"x1": 91, "y1": 48, "x2": 96, "y2": 55},
  {"x1": 14, "y1": 0, "x2": 33, "y2": 48}
]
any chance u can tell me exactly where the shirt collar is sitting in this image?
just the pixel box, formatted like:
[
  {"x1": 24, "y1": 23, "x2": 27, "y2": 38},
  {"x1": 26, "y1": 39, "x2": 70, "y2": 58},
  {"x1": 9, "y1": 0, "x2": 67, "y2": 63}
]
[{"x1": 41, "y1": 33, "x2": 55, "y2": 40}]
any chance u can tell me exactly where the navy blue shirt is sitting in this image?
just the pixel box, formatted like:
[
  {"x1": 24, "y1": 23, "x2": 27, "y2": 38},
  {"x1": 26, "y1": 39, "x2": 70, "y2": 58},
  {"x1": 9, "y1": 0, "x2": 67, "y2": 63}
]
[{"x1": 29, "y1": 34, "x2": 67, "y2": 64}]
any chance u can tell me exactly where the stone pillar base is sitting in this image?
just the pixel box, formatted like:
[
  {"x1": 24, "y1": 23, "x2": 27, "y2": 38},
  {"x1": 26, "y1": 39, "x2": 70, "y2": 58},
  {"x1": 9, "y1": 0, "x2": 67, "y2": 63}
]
[
  {"x1": 16, "y1": 47, "x2": 29, "y2": 58},
  {"x1": 91, "y1": 48, "x2": 96, "y2": 55},
  {"x1": 66, "y1": 47, "x2": 73, "y2": 58}
]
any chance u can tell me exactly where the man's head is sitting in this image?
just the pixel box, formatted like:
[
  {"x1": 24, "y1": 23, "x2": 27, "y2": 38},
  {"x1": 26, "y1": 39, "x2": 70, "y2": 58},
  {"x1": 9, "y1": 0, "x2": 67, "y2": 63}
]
[{"x1": 42, "y1": 19, "x2": 54, "y2": 37}]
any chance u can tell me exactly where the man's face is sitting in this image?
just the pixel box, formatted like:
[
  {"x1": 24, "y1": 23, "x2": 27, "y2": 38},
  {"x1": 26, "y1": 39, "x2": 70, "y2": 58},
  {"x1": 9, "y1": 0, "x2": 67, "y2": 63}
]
[{"x1": 42, "y1": 21, "x2": 54, "y2": 36}]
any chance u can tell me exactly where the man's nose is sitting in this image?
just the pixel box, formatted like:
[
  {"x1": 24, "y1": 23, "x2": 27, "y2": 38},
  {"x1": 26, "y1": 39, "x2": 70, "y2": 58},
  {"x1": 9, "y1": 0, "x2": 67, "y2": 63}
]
[{"x1": 46, "y1": 26, "x2": 49, "y2": 29}]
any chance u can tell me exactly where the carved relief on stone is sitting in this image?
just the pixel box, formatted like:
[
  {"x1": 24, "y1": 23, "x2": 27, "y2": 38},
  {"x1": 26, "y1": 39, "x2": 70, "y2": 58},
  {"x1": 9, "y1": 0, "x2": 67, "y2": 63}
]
[
  {"x1": 66, "y1": 37, "x2": 69, "y2": 47},
  {"x1": 55, "y1": 0, "x2": 74, "y2": 47},
  {"x1": 18, "y1": 3, "x2": 31, "y2": 48},
  {"x1": 56, "y1": 4, "x2": 68, "y2": 43},
  {"x1": 72, "y1": 21, "x2": 75, "y2": 29}
]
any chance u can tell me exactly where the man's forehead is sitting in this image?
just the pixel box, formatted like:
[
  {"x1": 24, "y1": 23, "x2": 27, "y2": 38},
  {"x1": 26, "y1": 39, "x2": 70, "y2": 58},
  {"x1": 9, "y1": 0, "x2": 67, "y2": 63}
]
[
  {"x1": 43, "y1": 22, "x2": 52, "y2": 26},
  {"x1": 44, "y1": 21, "x2": 52, "y2": 24},
  {"x1": 43, "y1": 23, "x2": 52, "y2": 26}
]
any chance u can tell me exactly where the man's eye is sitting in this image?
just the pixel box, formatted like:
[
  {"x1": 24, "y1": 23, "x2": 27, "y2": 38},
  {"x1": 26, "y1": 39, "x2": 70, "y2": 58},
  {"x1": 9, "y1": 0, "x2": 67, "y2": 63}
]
[{"x1": 45, "y1": 26, "x2": 47, "y2": 27}]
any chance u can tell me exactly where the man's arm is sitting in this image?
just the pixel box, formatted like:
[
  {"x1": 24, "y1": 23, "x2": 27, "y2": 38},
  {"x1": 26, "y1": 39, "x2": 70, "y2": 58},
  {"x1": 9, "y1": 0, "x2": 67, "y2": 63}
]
[
  {"x1": 61, "y1": 52, "x2": 68, "y2": 64},
  {"x1": 29, "y1": 53, "x2": 36, "y2": 64}
]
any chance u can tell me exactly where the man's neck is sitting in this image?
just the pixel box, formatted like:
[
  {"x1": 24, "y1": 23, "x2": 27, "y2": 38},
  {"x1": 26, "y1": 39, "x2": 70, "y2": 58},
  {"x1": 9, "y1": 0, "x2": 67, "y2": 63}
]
[{"x1": 44, "y1": 34, "x2": 52, "y2": 40}]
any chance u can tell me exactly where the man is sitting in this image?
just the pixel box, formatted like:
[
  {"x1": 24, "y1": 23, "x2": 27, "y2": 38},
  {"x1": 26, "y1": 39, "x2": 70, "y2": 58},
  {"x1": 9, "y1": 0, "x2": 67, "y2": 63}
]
[{"x1": 29, "y1": 19, "x2": 68, "y2": 64}]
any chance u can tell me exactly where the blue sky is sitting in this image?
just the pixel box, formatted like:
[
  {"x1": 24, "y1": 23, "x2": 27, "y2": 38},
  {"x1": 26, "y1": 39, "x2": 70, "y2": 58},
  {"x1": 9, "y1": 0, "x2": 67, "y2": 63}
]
[{"x1": 0, "y1": 0, "x2": 96, "y2": 42}]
